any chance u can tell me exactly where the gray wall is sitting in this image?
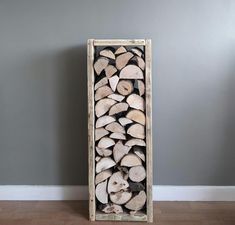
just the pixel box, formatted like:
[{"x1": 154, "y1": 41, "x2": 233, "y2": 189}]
[{"x1": 0, "y1": 0, "x2": 234, "y2": 185}]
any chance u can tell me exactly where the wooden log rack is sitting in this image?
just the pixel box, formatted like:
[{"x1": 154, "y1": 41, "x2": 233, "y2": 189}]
[{"x1": 87, "y1": 39, "x2": 152, "y2": 222}]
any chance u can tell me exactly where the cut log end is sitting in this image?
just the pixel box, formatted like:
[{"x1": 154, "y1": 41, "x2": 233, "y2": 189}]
[
  {"x1": 115, "y1": 46, "x2": 127, "y2": 55},
  {"x1": 127, "y1": 123, "x2": 145, "y2": 139},
  {"x1": 109, "y1": 102, "x2": 129, "y2": 115},
  {"x1": 100, "y1": 48, "x2": 115, "y2": 60},
  {"x1": 96, "y1": 157, "x2": 116, "y2": 173},
  {"x1": 105, "y1": 122, "x2": 125, "y2": 134},
  {"x1": 109, "y1": 75, "x2": 119, "y2": 92},
  {"x1": 96, "y1": 115, "x2": 116, "y2": 128},
  {"x1": 113, "y1": 141, "x2": 131, "y2": 163},
  {"x1": 125, "y1": 191, "x2": 147, "y2": 211},
  {"x1": 105, "y1": 65, "x2": 117, "y2": 78},
  {"x1": 95, "y1": 98, "x2": 116, "y2": 117},
  {"x1": 119, "y1": 65, "x2": 144, "y2": 79},
  {"x1": 95, "y1": 85, "x2": 113, "y2": 101},
  {"x1": 97, "y1": 137, "x2": 115, "y2": 149},
  {"x1": 125, "y1": 138, "x2": 146, "y2": 147},
  {"x1": 116, "y1": 52, "x2": 134, "y2": 70},
  {"x1": 126, "y1": 94, "x2": 145, "y2": 111},
  {"x1": 129, "y1": 165, "x2": 146, "y2": 182},
  {"x1": 116, "y1": 80, "x2": 133, "y2": 96},
  {"x1": 94, "y1": 57, "x2": 109, "y2": 75},
  {"x1": 120, "y1": 153, "x2": 142, "y2": 167},
  {"x1": 95, "y1": 180, "x2": 108, "y2": 204},
  {"x1": 126, "y1": 110, "x2": 146, "y2": 125}
]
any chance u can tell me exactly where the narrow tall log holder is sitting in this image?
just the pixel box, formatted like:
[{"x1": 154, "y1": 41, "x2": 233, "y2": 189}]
[{"x1": 87, "y1": 39, "x2": 152, "y2": 222}]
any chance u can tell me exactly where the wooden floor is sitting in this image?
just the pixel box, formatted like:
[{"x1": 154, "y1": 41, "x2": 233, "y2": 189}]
[{"x1": 0, "y1": 201, "x2": 234, "y2": 225}]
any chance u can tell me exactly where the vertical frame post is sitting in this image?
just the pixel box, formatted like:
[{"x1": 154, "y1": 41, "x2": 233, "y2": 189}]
[
  {"x1": 145, "y1": 39, "x2": 153, "y2": 222},
  {"x1": 87, "y1": 39, "x2": 95, "y2": 221}
]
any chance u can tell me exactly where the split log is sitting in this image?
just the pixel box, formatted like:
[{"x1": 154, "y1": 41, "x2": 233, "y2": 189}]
[
  {"x1": 133, "y1": 147, "x2": 145, "y2": 162},
  {"x1": 134, "y1": 80, "x2": 145, "y2": 96},
  {"x1": 136, "y1": 56, "x2": 145, "y2": 70},
  {"x1": 116, "y1": 52, "x2": 134, "y2": 70},
  {"x1": 96, "y1": 157, "x2": 116, "y2": 173},
  {"x1": 95, "y1": 85, "x2": 113, "y2": 101},
  {"x1": 126, "y1": 94, "x2": 145, "y2": 111},
  {"x1": 95, "y1": 128, "x2": 109, "y2": 141},
  {"x1": 100, "y1": 48, "x2": 115, "y2": 60},
  {"x1": 108, "y1": 93, "x2": 125, "y2": 102},
  {"x1": 129, "y1": 182, "x2": 145, "y2": 192},
  {"x1": 109, "y1": 102, "x2": 129, "y2": 115},
  {"x1": 94, "y1": 57, "x2": 109, "y2": 75},
  {"x1": 118, "y1": 117, "x2": 133, "y2": 126},
  {"x1": 125, "y1": 191, "x2": 146, "y2": 211},
  {"x1": 113, "y1": 141, "x2": 131, "y2": 163},
  {"x1": 95, "y1": 180, "x2": 108, "y2": 204},
  {"x1": 96, "y1": 115, "x2": 115, "y2": 128},
  {"x1": 119, "y1": 65, "x2": 144, "y2": 79},
  {"x1": 96, "y1": 147, "x2": 112, "y2": 157},
  {"x1": 108, "y1": 171, "x2": 129, "y2": 193},
  {"x1": 115, "y1": 46, "x2": 127, "y2": 55},
  {"x1": 116, "y1": 80, "x2": 133, "y2": 96},
  {"x1": 120, "y1": 154, "x2": 142, "y2": 167},
  {"x1": 126, "y1": 110, "x2": 146, "y2": 125},
  {"x1": 129, "y1": 165, "x2": 146, "y2": 182},
  {"x1": 109, "y1": 75, "x2": 119, "y2": 92},
  {"x1": 95, "y1": 98, "x2": 116, "y2": 117},
  {"x1": 97, "y1": 137, "x2": 115, "y2": 149},
  {"x1": 95, "y1": 156, "x2": 101, "y2": 162},
  {"x1": 94, "y1": 77, "x2": 108, "y2": 90},
  {"x1": 102, "y1": 203, "x2": 123, "y2": 214},
  {"x1": 125, "y1": 138, "x2": 146, "y2": 147},
  {"x1": 95, "y1": 169, "x2": 112, "y2": 185},
  {"x1": 105, "y1": 65, "x2": 117, "y2": 78},
  {"x1": 110, "y1": 132, "x2": 126, "y2": 140},
  {"x1": 110, "y1": 191, "x2": 132, "y2": 205},
  {"x1": 131, "y1": 47, "x2": 143, "y2": 57},
  {"x1": 127, "y1": 123, "x2": 145, "y2": 139},
  {"x1": 105, "y1": 122, "x2": 125, "y2": 134}
]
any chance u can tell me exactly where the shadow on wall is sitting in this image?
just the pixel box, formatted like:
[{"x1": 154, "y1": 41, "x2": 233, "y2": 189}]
[{"x1": 56, "y1": 45, "x2": 88, "y2": 185}]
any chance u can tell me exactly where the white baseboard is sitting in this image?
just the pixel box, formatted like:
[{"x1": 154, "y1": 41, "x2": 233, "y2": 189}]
[{"x1": 0, "y1": 185, "x2": 234, "y2": 201}]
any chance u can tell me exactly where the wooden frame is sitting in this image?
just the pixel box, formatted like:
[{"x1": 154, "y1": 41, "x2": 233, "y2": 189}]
[{"x1": 87, "y1": 39, "x2": 153, "y2": 222}]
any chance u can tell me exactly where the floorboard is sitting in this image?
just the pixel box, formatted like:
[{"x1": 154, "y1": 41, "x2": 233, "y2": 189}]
[{"x1": 0, "y1": 201, "x2": 234, "y2": 225}]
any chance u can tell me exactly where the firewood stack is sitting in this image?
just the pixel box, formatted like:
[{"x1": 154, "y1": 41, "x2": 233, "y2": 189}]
[{"x1": 94, "y1": 46, "x2": 147, "y2": 215}]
